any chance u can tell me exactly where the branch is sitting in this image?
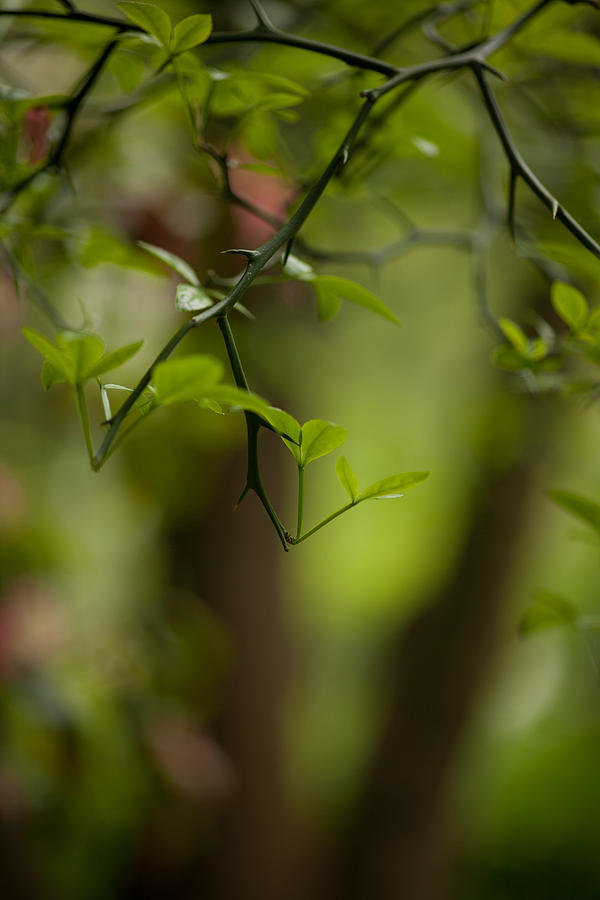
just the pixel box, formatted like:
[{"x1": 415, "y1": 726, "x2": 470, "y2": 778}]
[
  {"x1": 473, "y1": 67, "x2": 600, "y2": 259},
  {"x1": 0, "y1": 38, "x2": 118, "y2": 213}
]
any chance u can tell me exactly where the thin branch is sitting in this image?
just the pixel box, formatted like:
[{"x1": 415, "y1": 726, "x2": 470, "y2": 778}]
[{"x1": 474, "y1": 67, "x2": 600, "y2": 258}]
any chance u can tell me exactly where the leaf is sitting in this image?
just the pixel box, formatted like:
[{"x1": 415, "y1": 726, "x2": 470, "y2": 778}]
[
  {"x1": 137, "y1": 241, "x2": 200, "y2": 286},
  {"x1": 313, "y1": 276, "x2": 398, "y2": 324},
  {"x1": 499, "y1": 317, "x2": 528, "y2": 353},
  {"x1": 117, "y1": 2, "x2": 171, "y2": 46},
  {"x1": 153, "y1": 355, "x2": 223, "y2": 405},
  {"x1": 359, "y1": 471, "x2": 429, "y2": 501},
  {"x1": 198, "y1": 385, "x2": 274, "y2": 418},
  {"x1": 78, "y1": 227, "x2": 156, "y2": 272},
  {"x1": 315, "y1": 282, "x2": 342, "y2": 322},
  {"x1": 492, "y1": 345, "x2": 528, "y2": 371},
  {"x1": 175, "y1": 283, "x2": 214, "y2": 312},
  {"x1": 300, "y1": 419, "x2": 347, "y2": 467},
  {"x1": 263, "y1": 407, "x2": 301, "y2": 443},
  {"x1": 551, "y1": 281, "x2": 588, "y2": 331},
  {"x1": 41, "y1": 359, "x2": 68, "y2": 390},
  {"x1": 336, "y1": 455, "x2": 359, "y2": 503},
  {"x1": 519, "y1": 592, "x2": 579, "y2": 636},
  {"x1": 171, "y1": 14, "x2": 213, "y2": 54},
  {"x1": 57, "y1": 332, "x2": 105, "y2": 384},
  {"x1": 86, "y1": 341, "x2": 144, "y2": 378},
  {"x1": 284, "y1": 254, "x2": 315, "y2": 281},
  {"x1": 548, "y1": 489, "x2": 600, "y2": 535},
  {"x1": 23, "y1": 328, "x2": 73, "y2": 382}
]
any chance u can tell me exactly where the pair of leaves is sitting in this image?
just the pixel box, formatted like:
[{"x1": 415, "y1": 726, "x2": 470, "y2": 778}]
[
  {"x1": 23, "y1": 328, "x2": 143, "y2": 389},
  {"x1": 336, "y1": 455, "x2": 429, "y2": 504},
  {"x1": 285, "y1": 419, "x2": 347, "y2": 468},
  {"x1": 493, "y1": 317, "x2": 551, "y2": 372},
  {"x1": 118, "y1": 3, "x2": 212, "y2": 56},
  {"x1": 282, "y1": 255, "x2": 399, "y2": 324}
]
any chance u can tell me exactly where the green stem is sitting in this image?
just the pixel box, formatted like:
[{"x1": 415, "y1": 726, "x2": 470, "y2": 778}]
[
  {"x1": 76, "y1": 384, "x2": 94, "y2": 464},
  {"x1": 292, "y1": 501, "x2": 355, "y2": 545},
  {"x1": 92, "y1": 319, "x2": 194, "y2": 470},
  {"x1": 296, "y1": 466, "x2": 305, "y2": 540}
]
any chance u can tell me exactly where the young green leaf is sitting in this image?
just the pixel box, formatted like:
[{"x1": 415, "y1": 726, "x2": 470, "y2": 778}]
[
  {"x1": 175, "y1": 283, "x2": 213, "y2": 312},
  {"x1": 313, "y1": 275, "x2": 398, "y2": 324},
  {"x1": 519, "y1": 592, "x2": 579, "y2": 636},
  {"x1": 86, "y1": 341, "x2": 144, "y2": 379},
  {"x1": 118, "y1": 2, "x2": 171, "y2": 47},
  {"x1": 499, "y1": 317, "x2": 528, "y2": 354},
  {"x1": 198, "y1": 385, "x2": 273, "y2": 418},
  {"x1": 283, "y1": 254, "x2": 315, "y2": 281},
  {"x1": 359, "y1": 471, "x2": 429, "y2": 501},
  {"x1": 551, "y1": 281, "x2": 589, "y2": 331},
  {"x1": 23, "y1": 328, "x2": 73, "y2": 383},
  {"x1": 153, "y1": 355, "x2": 223, "y2": 405},
  {"x1": 137, "y1": 240, "x2": 200, "y2": 286},
  {"x1": 547, "y1": 489, "x2": 600, "y2": 535},
  {"x1": 263, "y1": 407, "x2": 301, "y2": 444},
  {"x1": 41, "y1": 359, "x2": 69, "y2": 390},
  {"x1": 300, "y1": 419, "x2": 347, "y2": 467},
  {"x1": 57, "y1": 332, "x2": 105, "y2": 384},
  {"x1": 171, "y1": 14, "x2": 212, "y2": 54},
  {"x1": 315, "y1": 282, "x2": 342, "y2": 322},
  {"x1": 336, "y1": 455, "x2": 359, "y2": 503}
]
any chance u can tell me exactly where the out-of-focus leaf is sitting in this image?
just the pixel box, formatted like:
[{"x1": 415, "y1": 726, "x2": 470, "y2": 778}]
[
  {"x1": 551, "y1": 281, "x2": 588, "y2": 331},
  {"x1": 315, "y1": 282, "x2": 342, "y2": 321},
  {"x1": 336, "y1": 455, "x2": 359, "y2": 503},
  {"x1": 519, "y1": 592, "x2": 579, "y2": 636},
  {"x1": 313, "y1": 275, "x2": 398, "y2": 324},
  {"x1": 57, "y1": 332, "x2": 105, "y2": 384},
  {"x1": 118, "y1": 2, "x2": 171, "y2": 46},
  {"x1": 171, "y1": 14, "x2": 212, "y2": 54},
  {"x1": 500, "y1": 317, "x2": 528, "y2": 353},
  {"x1": 23, "y1": 328, "x2": 73, "y2": 383},
  {"x1": 137, "y1": 241, "x2": 200, "y2": 285},
  {"x1": 548, "y1": 489, "x2": 600, "y2": 535},
  {"x1": 86, "y1": 341, "x2": 144, "y2": 378}
]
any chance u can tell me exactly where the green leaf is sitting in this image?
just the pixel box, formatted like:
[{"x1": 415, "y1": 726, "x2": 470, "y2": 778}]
[
  {"x1": 551, "y1": 281, "x2": 588, "y2": 331},
  {"x1": 548, "y1": 489, "x2": 600, "y2": 535},
  {"x1": 175, "y1": 283, "x2": 214, "y2": 312},
  {"x1": 359, "y1": 471, "x2": 429, "y2": 501},
  {"x1": 23, "y1": 328, "x2": 73, "y2": 383},
  {"x1": 519, "y1": 592, "x2": 579, "y2": 636},
  {"x1": 137, "y1": 241, "x2": 200, "y2": 285},
  {"x1": 171, "y1": 14, "x2": 212, "y2": 54},
  {"x1": 492, "y1": 345, "x2": 528, "y2": 371},
  {"x1": 315, "y1": 282, "x2": 342, "y2": 322},
  {"x1": 117, "y1": 2, "x2": 171, "y2": 46},
  {"x1": 41, "y1": 359, "x2": 68, "y2": 390},
  {"x1": 78, "y1": 227, "x2": 156, "y2": 272},
  {"x1": 198, "y1": 385, "x2": 274, "y2": 419},
  {"x1": 313, "y1": 276, "x2": 398, "y2": 324},
  {"x1": 499, "y1": 317, "x2": 528, "y2": 353},
  {"x1": 153, "y1": 355, "x2": 223, "y2": 405},
  {"x1": 263, "y1": 407, "x2": 301, "y2": 444},
  {"x1": 86, "y1": 341, "x2": 144, "y2": 379},
  {"x1": 57, "y1": 332, "x2": 105, "y2": 384},
  {"x1": 300, "y1": 419, "x2": 347, "y2": 467},
  {"x1": 336, "y1": 455, "x2": 359, "y2": 503}
]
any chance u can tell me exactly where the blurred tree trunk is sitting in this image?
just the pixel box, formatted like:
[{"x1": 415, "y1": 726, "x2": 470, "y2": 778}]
[{"x1": 331, "y1": 387, "x2": 552, "y2": 900}]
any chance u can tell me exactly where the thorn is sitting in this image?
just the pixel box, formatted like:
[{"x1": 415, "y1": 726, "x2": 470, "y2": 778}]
[
  {"x1": 220, "y1": 248, "x2": 258, "y2": 260},
  {"x1": 551, "y1": 198, "x2": 559, "y2": 220},
  {"x1": 282, "y1": 238, "x2": 294, "y2": 266},
  {"x1": 340, "y1": 147, "x2": 349, "y2": 166}
]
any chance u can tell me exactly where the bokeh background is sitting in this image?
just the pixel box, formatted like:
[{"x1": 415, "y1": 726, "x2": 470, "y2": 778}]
[{"x1": 2, "y1": 1, "x2": 600, "y2": 898}]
